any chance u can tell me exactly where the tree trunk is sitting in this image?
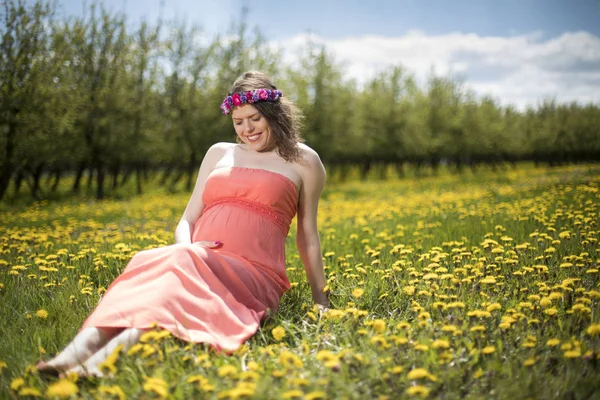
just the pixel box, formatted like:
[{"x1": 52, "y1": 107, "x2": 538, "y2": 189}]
[
  {"x1": 51, "y1": 169, "x2": 61, "y2": 192},
  {"x1": 96, "y1": 163, "x2": 105, "y2": 199},
  {"x1": 0, "y1": 121, "x2": 17, "y2": 200},
  {"x1": 360, "y1": 159, "x2": 371, "y2": 181},
  {"x1": 30, "y1": 163, "x2": 45, "y2": 198},
  {"x1": 136, "y1": 165, "x2": 143, "y2": 194},
  {"x1": 72, "y1": 163, "x2": 86, "y2": 192},
  {"x1": 395, "y1": 162, "x2": 405, "y2": 178},
  {"x1": 111, "y1": 162, "x2": 120, "y2": 190},
  {"x1": 13, "y1": 169, "x2": 24, "y2": 194}
]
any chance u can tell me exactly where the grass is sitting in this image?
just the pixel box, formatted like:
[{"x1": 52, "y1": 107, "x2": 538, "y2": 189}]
[{"x1": 1, "y1": 163, "x2": 599, "y2": 399}]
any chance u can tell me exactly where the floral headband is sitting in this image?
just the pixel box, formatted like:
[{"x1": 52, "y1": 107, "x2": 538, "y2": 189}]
[{"x1": 220, "y1": 89, "x2": 283, "y2": 115}]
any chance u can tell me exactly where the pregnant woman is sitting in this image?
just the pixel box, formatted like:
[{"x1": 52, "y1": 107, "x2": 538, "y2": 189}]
[{"x1": 37, "y1": 70, "x2": 329, "y2": 377}]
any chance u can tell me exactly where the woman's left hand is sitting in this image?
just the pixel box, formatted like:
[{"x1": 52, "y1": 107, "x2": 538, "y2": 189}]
[{"x1": 194, "y1": 240, "x2": 222, "y2": 248}]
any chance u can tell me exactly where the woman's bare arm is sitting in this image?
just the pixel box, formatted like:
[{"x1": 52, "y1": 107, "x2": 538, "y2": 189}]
[
  {"x1": 296, "y1": 149, "x2": 328, "y2": 307},
  {"x1": 174, "y1": 143, "x2": 225, "y2": 244}
]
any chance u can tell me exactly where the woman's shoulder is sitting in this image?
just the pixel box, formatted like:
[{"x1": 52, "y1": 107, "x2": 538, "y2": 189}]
[
  {"x1": 209, "y1": 142, "x2": 236, "y2": 152},
  {"x1": 296, "y1": 143, "x2": 322, "y2": 168},
  {"x1": 294, "y1": 143, "x2": 325, "y2": 180}
]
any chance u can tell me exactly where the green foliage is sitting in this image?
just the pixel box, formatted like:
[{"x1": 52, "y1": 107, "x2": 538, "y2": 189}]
[
  {"x1": 1, "y1": 0, "x2": 600, "y2": 202},
  {"x1": 1, "y1": 164, "x2": 599, "y2": 398}
]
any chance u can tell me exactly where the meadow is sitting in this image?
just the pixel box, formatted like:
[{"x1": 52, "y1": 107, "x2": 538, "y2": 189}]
[{"x1": 1, "y1": 164, "x2": 599, "y2": 399}]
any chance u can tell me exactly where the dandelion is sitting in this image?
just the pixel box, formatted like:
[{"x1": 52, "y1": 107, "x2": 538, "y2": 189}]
[
  {"x1": 396, "y1": 321, "x2": 411, "y2": 330},
  {"x1": 546, "y1": 338, "x2": 561, "y2": 347},
  {"x1": 407, "y1": 368, "x2": 437, "y2": 382},
  {"x1": 564, "y1": 350, "x2": 581, "y2": 358},
  {"x1": 405, "y1": 385, "x2": 430, "y2": 397},
  {"x1": 218, "y1": 364, "x2": 238, "y2": 378},
  {"x1": 10, "y1": 378, "x2": 25, "y2": 391},
  {"x1": 352, "y1": 288, "x2": 365, "y2": 298},
  {"x1": 46, "y1": 379, "x2": 78, "y2": 398},
  {"x1": 305, "y1": 391, "x2": 327, "y2": 400},
  {"x1": 282, "y1": 389, "x2": 304, "y2": 399},
  {"x1": 523, "y1": 358, "x2": 536, "y2": 367},
  {"x1": 272, "y1": 326, "x2": 286, "y2": 341},
  {"x1": 372, "y1": 319, "x2": 386, "y2": 333},
  {"x1": 586, "y1": 323, "x2": 600, "y2": 336},
  {"x1": 432, "y1": 339, "x2": 450, "y2": 349},
  {"x1": 482, "y1": 346, "x2": 495, "y2": 354},
  {"x1": 96, "y1": 385, "x2": 126, "y2": 400},
  {"x1": 35, "y1": 309, "x2": 48, "y2": 319}
]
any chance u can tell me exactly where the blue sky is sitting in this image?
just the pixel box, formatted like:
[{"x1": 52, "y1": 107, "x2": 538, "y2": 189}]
[
  {"x1": 59, "y1": 0, "x2": 600, "y2": 38},
  {"x1": 58, "y1": 0, "x2": 600, "y2": 108}
]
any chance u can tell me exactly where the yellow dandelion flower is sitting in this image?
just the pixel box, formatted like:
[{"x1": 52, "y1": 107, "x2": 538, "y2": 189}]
[
  {"x1": 272, "y1": 326, "x2": 286, "y2": 341},
  {"x1": 396, "y1": 321, "x2": 411, "y2": 330},
  {"x1": 217, "y1": 364, "x2": 238, "y2": 378},
  {"x1": 482, "y1": 346, "x2": 495, "y2": 354},
  {"x1": 282, "y1": 389, "x2": 304, "y2": 399},
  {"x1": 523, "y1": 358, "x2": 536, "y2": 367},
  {"x1": 352, "y1": 288, "x2": 365, "y2": 298},
  {"x1": 10, "y1": 377, "x2": 25, "y2": 391},
  {"x1": 305, "y1": 391, "x2": 327, "y2": 400},
  {"x1": 473, "y1": 368, "x2": 485, "y2": 379},
  {"x1": 544, "y1": 308, "x2": 558, "y2": 316},
  {"x1": 0, "y1": 361, "x2": 7, "y2": 371},
  {"x1": 407, "y1": 368, "x2": 436, "y2": 381},
  {"x1": 372, "y1": 319, "x2": 386, "y2": 333},
  {"x1": 586, "y1": 323, "x2": 600, "y2": 336},
  {"x1": 564, "y1": 350, "x2": 581, "y2": 358},
  {"x1": 405, "y1": 385, "x2": 430, "y2": 397},
  {"x1": 46, "y1": 379, "x2": 78, "y2": 398},
  {"x1": 35, "y1": 309, "x2": 48, "y2": 319},
  {"x1": 441, "y1": 325, "x2": 457, "y2": 332},
  {"x1": 143, "y1": 377, "x2": 168, "y2": 398},
  {"x1": 432, "y1": 339, "x2": 450, "y2": 349},
  {"x1": 279, "y1": 350, "x2": 303, "y2": 369},
  {"x1": 546, "y1": 338, "x2": 561, "y2": 347},
  {"x1": 18, "y1": 387, "x2": 41, "y2": 397},
  {"x1": 403, "y1": 286, "x2": 416, "y2": 296},
  {"x1": 388, "y1": 366, "x2": 404, "y2": 374},
  {"x1": 539, "y1": 297, "x2": 552, "y2": 307},
  {"x1": 97, "y1": 385, "x2": 126, "y2": 400}
]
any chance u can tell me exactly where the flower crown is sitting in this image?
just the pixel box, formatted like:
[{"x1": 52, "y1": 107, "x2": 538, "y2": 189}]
[{"x1": 220, "y1": 89, "x2": 283, "y2": 115}]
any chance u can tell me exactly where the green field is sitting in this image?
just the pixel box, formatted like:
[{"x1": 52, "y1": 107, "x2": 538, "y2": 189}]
[{"x1": 1, "y1": 164, "x2": 599, "y2": 399}]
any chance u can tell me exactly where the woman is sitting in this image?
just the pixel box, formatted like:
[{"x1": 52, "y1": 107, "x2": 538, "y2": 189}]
[{"x1": 37, "y1": 71, "x2": 329, "y2": 377}]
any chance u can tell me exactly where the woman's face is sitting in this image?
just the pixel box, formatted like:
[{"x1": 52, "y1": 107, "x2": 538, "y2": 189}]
[{"x1": 231, "y1": 104, "x2": 273, "y2": 152}]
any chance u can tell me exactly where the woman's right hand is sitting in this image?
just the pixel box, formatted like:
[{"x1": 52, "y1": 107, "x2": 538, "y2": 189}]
[{"x1": 194, "y1": 240, "x2": 222, "y2": 248}]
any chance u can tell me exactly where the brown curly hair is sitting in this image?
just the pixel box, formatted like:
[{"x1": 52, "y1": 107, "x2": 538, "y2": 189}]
[{"x1": 229, "y1": 71, "x2": 304, "y2": 163}]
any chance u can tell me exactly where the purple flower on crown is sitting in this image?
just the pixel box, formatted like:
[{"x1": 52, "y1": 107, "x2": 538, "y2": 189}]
[
  {"x1": 225, "y1": 96, "x2": 234, "y2": 108},
  {"x1": 220, "y1": 102, "x2": 230, "y2": 115},
  {"x1": 232, "y1": 93, "x2": 242, "y2": 106},
  {"x1": 240, "y1": 92, "x2": 247, "y2": 103},
  {"x1": 252, "y1": 91, "x2": 260, "y2": 102},
  {"x1": 258, "y1": 89, "x2": 269, "y2": 100}
]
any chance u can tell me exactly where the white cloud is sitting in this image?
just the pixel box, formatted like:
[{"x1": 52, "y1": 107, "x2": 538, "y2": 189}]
[{"x1": 271, "y1": 30, "x2": 600, "y2": 109}]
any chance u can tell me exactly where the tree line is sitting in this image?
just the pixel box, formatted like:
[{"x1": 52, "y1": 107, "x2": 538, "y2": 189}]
[{"x1": 1, "y1": 0, "x2": 599, "y2": 200}]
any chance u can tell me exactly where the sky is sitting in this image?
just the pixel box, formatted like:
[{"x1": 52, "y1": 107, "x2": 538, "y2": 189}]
[{"x1": 59, "y1": 0, "x2": 600, "y2": 109}]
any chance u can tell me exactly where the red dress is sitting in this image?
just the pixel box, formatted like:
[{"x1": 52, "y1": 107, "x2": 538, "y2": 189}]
[{"x1": 81, "y1": 167, "x2": 298, "y2": 351}]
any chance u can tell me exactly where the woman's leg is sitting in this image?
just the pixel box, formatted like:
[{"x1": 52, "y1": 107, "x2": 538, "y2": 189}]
[
  {"x1": 65, "y1": 327, "x2": 145, "y2": 377},
  {"x1": 36, "y1": 327, "x2": 122, "y2": 375}
]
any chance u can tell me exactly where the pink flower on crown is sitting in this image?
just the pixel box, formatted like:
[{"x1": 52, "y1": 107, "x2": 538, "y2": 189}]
[
  {"x1": 246, "y1": 91, "x2": 254, "y2": 103},
  {"x1": 258, "y1": 89, "x2": 269, "y2": 100},
  {"x1": 232, "y1": 93, "x2": 242, "y2": 106}
]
